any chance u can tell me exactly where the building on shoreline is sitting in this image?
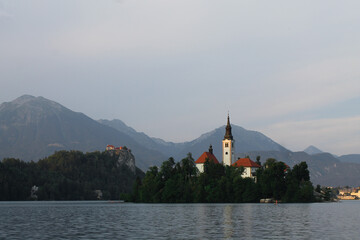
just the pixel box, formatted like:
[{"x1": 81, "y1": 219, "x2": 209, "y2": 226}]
[
  {"x1": 195, "y1": 115, "x2": 260, "y2": 179},
  {"x1": 337, "y1": 187, "x2": 360, "y2": 200},
  {"x1": 194, "y1": 145, "x2": 219, "y2": 173},
  {"x1": 232, "y1": 158, "x2": 260, "y2": 179}
]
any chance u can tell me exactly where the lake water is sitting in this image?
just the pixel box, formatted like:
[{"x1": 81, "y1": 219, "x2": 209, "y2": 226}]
[{"x1": 0, "y1": 201, "x2": 359, "y2": 239}]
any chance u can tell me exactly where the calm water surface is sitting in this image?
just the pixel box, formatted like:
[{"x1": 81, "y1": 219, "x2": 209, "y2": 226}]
[{"x1": 0, "y1": 201, "x2": 359, "y2": 239}]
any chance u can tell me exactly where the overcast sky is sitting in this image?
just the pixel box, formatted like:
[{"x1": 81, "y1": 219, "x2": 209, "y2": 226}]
[{"x1": 1, "y1": 0, "x2": 359, "y2": 155}]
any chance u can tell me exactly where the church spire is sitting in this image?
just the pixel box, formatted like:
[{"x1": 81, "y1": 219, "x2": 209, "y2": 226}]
[
  {"x1": 224, "y1": 113, "x2": 233, "y2": 140},
  {"x1": 208, "y1": 144, "x2": 213, "y2": 154}
]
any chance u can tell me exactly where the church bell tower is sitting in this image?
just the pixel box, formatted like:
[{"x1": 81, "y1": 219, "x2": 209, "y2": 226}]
[{"x1": 222, "y1": 114, "x2": 235, "y2": 166}]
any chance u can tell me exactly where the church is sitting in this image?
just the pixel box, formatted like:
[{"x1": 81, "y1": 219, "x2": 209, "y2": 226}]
[{"x1": 195, "y1": 115, "x2": 261, "y2": 180}]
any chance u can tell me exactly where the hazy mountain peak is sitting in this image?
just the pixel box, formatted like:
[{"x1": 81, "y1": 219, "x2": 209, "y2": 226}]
[
  {"x1": 0, "y1": 95, "x2": 32, "y2": 111},
  {"x1": 98, "y1": 119, "x2": 138, "y2": 135},
  {"x1": 0, "y1": 97, "x2": 167, "y2": 169},
  {"x1": 191, "y1": 128, "x2": 218, "y2": 144},
  {"x1": 304, "y1": 145, "x2": 323, "y2": 155},
  {"x1": 1, "y1": 95, "x2": 67, "y2": 114},
  {"x1": 12, "y1": 94, "x2": 37, "y2": 104}
]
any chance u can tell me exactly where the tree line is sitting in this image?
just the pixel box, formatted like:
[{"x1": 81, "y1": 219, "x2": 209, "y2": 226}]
[
  {"x1": 130, "y1": 154, "x2": 315, "y2": 203},
  {"x1": 1, "y1": 150, "x2": 315, "y2": 202},
  {"x1": 0, "y1": 150, "x2": 143, "y2": 201}
]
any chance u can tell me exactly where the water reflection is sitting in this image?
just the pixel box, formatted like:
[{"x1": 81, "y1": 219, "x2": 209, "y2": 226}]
[
  {"x1": 194, "y1": 204, "x2": 220, "y2": 239},
  {"x1": 0, "y1": 201, "x2": 360, "y2": 239},
  {"x1": 223, "y1": 204, "x2": 233, "y2": 239}
]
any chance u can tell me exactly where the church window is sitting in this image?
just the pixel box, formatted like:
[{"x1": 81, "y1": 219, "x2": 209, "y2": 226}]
[{"x1": 225, "y1": 143, "x2": 229, "y2": 147}]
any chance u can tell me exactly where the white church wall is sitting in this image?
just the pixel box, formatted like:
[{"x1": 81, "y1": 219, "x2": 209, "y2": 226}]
[{"x1": 196, "y1": 163, "x2": 204, "y2": 173}]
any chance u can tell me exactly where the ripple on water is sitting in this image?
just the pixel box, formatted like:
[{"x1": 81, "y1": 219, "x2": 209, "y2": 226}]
[{"x1": 0, "y1": 201, "x2": 359, "y2": 239}]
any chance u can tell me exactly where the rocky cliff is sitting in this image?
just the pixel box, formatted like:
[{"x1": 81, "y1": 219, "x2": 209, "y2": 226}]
[{"x1": 116, "y1": 148, "x2": 136, "y2": 174}]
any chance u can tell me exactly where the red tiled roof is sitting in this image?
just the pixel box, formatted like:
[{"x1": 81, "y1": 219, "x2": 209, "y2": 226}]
[
  {"x1": 284, "y1": 163, "x2": 290, "y2": 172},
  {"x1": 107, "y1": 145, "x2": 115, "y2": 148},
  {"x1": 232, "y1": 158, "x2": 261, "y2": 168},
  {"x1": 195, "y1": 152, "x2": 219, "y2": 164}
]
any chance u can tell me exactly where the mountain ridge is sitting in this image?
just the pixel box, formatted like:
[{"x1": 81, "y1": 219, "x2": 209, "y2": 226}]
[
  {"x1": 338, "y1": 154, "x2": 360, "y2": 164},
  {"x1": 0, "y1": 95, "x2": 167, "y2": 170},
  {"x1": 1, "y1": 95, "x2": 360, "y2": 186},
  {"x1": 304, "y1": 145, "x2": 324, "y2": 155},
  {"x1": 99, "y1": 119, "x2": 290, "y2": 161}
]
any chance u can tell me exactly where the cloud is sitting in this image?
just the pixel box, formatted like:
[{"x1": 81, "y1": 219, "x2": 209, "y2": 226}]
[
  {"x1": 239, "y1": 56, "x2": 360, "y2": 123},
  {"x1": 0, "y1": 9, "x2": 12, "y2": 18},
  {"x1": 1, "y1": 0, "x2": 360, "y2": 151},
  {"x1": 49, "y1": 1, "x2": 212, "y2": 58},
  {"x1": 259, "y1": 116, "x2": 360, "y2": 155}
]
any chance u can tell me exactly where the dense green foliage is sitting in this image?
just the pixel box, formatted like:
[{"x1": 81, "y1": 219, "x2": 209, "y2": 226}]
[
  {"x1": 131, "y1": 155, "x2": 315, "y2": 203},
  {"x1": 0, "y1": 151, "x2": 143, "y2": 200},
  {"x1": 0, "y1": 150, "x2": 314, "y2": 203}
]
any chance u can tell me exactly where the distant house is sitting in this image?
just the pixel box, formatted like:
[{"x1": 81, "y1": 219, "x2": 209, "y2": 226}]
[
  {"x1": 106, "y1": 145, "x2": 115, "y2": 151},
  {"x1": 351, "y1": 189, "x2": 360, "y2": 198},
  {"x1": 284, "y1": 163, "x2": 290, "y2": 173},
  {"x1": 337, "y1": 187, "x2": 360, "y2": 200},
  {"x1": 195, "y1": 145, "x2": 219, "y2": 173},
  {"x1": 106, "y1": 145, "x2": 130, "y2": 153},
  {"x1": 232, "y1": 158, "x2": 261, "y2": 179},
  {"x1": 338, "y1": 195, "x2": 357, "y2": 200}
]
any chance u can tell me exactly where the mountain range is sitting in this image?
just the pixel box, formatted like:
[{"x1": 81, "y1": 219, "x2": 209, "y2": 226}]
[
  {"x1": 1, "y1": 95, "x2": 360, "y2": 186},
  {"x1": 98, "y1": 119, "x2": 288, "y2": 162},
  {"x1": 0, "y1": 95, "x2": 165, "y2": 170}
]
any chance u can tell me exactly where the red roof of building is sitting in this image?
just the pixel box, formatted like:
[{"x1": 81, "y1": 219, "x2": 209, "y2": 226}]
[
  {"x1": 284, "y1": 163, "x2": 290, "y2": 172},
  {"x1": 107, "y1": 145, "x2": 115, "y2": 148},
  {"x1": 195, "y1": 152, "x2": 219, "y2": 164},
  {"x1": 232, "y1": 158, "x2": 261, "y2": 168}
]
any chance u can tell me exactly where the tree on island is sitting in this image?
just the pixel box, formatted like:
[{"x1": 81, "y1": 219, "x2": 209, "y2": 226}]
[
  {"x1": 131, "y1": 155, "x2": 315, "y2": 203},
  {"x1": 256, "y1": 156, "x2": 261, "y2": 166},
  {"x1": 1, "y1": 151, "x2": 315, "y2": 203}
]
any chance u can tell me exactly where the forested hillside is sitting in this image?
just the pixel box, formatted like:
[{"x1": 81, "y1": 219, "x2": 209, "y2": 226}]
[
  {"x1": 0, "y1": 95, "x2": 166, "y2": 171},
  {"x1": 0, "y1": 150, "x2": 144, "y2": 201}
]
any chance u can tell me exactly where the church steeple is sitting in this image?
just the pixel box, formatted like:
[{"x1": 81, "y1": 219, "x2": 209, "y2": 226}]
[
  {"x1": 222, "y1": 113, "x2": 235, "y2": 166},
  {"x1": 224, "y1": 114, "x2": 233, "y2": 140},
  {"x1": 208, "y1": 144, "x2": 213, "y2": 154}
]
